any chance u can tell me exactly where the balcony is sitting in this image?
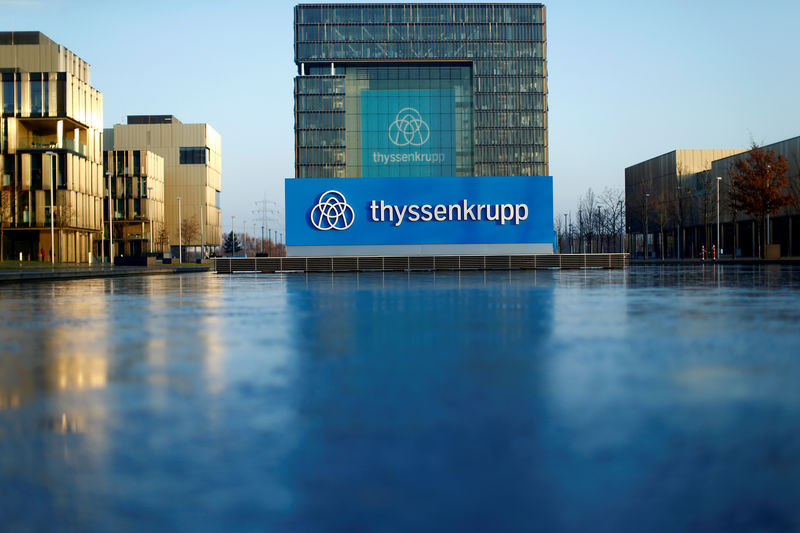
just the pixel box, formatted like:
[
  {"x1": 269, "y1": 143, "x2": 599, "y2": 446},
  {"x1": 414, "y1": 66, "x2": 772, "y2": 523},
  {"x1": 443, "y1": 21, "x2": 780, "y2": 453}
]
[{"x1": 16, "y1": 135, "x2": 87, "y2": 157}]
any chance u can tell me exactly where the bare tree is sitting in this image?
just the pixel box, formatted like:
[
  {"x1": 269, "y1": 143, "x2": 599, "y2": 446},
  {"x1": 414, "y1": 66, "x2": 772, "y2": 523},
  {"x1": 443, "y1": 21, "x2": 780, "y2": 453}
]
[
  {"x1": 0, "y1": 189, "x2": 9, "y2": 262},
  {"x1": 155, "y1": 224, "x2": 169, "y2": 253},
  {"x1": 180, "y1": 217, "x2": 199, "y2": 245},
  {"x1": 54, "y1": 200, "x2": 75, "y2": 262},
  {"x1": 599, "y1": 187, "x2": 625, "y2": 252},
  {"x1": 578, "y1": 189, "x2": 596, "y2": 253}
]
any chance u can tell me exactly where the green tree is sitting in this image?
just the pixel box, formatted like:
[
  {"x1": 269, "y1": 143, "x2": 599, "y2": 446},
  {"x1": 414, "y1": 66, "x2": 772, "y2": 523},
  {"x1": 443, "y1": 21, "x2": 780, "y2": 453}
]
[
  {"x1": 729, "y1": 144, "x2": 794, "y2": 258},
  {"x1": 223, "y1": 231, "x2": 242, "y2": 255}
]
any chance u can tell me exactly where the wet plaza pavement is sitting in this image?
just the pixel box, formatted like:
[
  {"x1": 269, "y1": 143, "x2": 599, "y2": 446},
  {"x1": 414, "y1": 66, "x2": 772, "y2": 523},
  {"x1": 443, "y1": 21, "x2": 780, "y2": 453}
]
[{"x1": 1, "y1": 265, "x2": 800, "y2": 532}]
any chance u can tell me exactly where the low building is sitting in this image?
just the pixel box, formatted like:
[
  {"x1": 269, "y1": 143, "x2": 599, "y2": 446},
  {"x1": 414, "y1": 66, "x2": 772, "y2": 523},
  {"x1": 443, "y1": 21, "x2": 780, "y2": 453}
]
[
  {"x1": 108, "y1": 115, "x2": 222, "y2": 256},
  {"x1": 625, "y1": 149, "x2": 745, "y2": 259},
  {"x1": 0, "y1": 31, "x2": 104, "y2": 262},
  {"x1": 625, "y1": 136, "x2": 800, "y2": 258},
  {"x1": 711, "y1": 136, "x2": 800, "y2": 257},
  {"x1": 102, "y1": 149, "x2": 164, "y2": 257}
]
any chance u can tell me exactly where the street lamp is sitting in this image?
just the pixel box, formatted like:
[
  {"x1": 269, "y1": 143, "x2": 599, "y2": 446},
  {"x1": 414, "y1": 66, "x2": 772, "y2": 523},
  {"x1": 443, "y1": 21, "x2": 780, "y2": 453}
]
[
  {"x1": 231, "y1": 215, "x2": 235, "y2": 257},
  {"x1": 147, "y1": 186, "x2": 154, "y2": 254},
  {"x1": 45, "y1": 151, "x2": 56, "y2": 264},
  {"x1": 676, "y1": 185, "x2": 681, "y2": 260},
  {"x1": 106, "y1": 171, "x2": 114, "y2": 265},
  {"x1": 716, "y1": 176, "x2": 722, "y2": 258},
  {"x1": 200, "y1": 203, "x2": 205, "y2": 260},
  {"x1": 644, "y1": 193, "x2": 650, "y2": 260},
  {"x1": 563, "y1": 213, "x2": 568, "y2": 253},
  {"x1": 177, "y1": 196, "x2": 182, "y2": 264}
]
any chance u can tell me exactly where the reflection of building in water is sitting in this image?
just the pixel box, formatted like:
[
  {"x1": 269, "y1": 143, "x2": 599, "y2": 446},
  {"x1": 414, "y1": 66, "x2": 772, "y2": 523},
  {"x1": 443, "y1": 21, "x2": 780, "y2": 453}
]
[{"x1": 0, "y1": 285, "x2": 109, "y2": 410}]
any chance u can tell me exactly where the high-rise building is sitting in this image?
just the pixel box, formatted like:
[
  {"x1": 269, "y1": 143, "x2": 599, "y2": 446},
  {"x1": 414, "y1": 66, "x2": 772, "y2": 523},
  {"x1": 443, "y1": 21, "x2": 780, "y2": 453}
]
[
  {"x1": 294, "y1": 3, "x2": 548, "y2": 180},
  {"x1": 0, "y1": 31, "x2": 104, "y2": 262},
  {"x1": 109, "y1": 115, "x2": 222, "y2": 255},
  {"x1": 287, "y1": 4, "x2": 552, "y2": 256}
]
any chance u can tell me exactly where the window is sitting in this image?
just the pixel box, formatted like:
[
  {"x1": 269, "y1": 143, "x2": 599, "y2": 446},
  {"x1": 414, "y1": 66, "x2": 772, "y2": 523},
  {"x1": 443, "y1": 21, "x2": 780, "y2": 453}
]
[
  {"x1": 180, "y1": 147, "x2": 208, "y2": 165},
  {"x1": 2, "y1": 78, "x2": 14, "y2": 114}
]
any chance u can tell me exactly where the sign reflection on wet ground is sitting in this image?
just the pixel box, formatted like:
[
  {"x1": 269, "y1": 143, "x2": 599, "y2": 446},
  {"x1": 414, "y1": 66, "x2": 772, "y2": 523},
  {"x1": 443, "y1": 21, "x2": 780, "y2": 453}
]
[{"x1": 1, "y1": 265, "x2": 800, "y2": 532}]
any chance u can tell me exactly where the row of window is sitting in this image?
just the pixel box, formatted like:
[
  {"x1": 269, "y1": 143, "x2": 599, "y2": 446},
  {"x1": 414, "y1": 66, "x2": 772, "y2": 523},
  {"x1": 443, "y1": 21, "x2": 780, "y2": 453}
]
[
  {"x1": 475, "y1": 93, "x2": 546, "y2": 111},
  {"x1": 297, "y1": 129, "x2": 345, "y2": 147},
  {"x1": 297, "y1": 147, "x2": 544, "y2": 167},
  {"x1": 107, "y1": 176, "x2": 157, "y2": 200},
  {"x1": 104, "y1": 150, "x2": 144, "y2": 177},
  {"x1": 6, "y1": 189, "x2": 103, "y2": 230},
  {"x1": 179, "y1": 146, "x2": 209, "y2": 165},
  {"x1": 295, "y1": 5, "x2": 544, "y2": 25},
  {"x1": 296, "y1": 161, "x2": 548, "y2": 179},
  {"x1": 296, "y1": 22, "x2": 545, "y2": 44},
  {"x1": 295, "y1": 76, "x2": 345, "y2": 95},
  {"x1": 297, "y1": 41, "x2": 544, "y2": 62},
  {"x1": 2, "y1": 152, "x2": 104, "y2": 196},
  {"x1": 297, "y1": 165, "x2": 346, "y2": 179},
  {"x1": 299, "y1": 60, "x2": 545, "y2": 79},
  {"x1": 474, "y1": 112, "x2": 546, "y2": 129},
  {"x1": 297, "y1": 147, "x2": 346, "y2": 166},
  {"x1": 297, "y1": 112, "x2": 345, "y2": 130},
  {"x1": 474, "y1": 162, "x2": 548, "y2": 176},
  {"x1": 475, "y1": 128, "x2": 547, "y2": 146},
  {"x1": 1, "y1": 72, "x2": 102, "y2": 130},
  {"x1": 473, "y1": 77, "x2": 546, "y2": 94},
  {"x1": 474, "y1": 146, "x2": 546, "y2": 164},
  {"x1": 473, "y1": 59, "x2": 546, "y2": 77}
]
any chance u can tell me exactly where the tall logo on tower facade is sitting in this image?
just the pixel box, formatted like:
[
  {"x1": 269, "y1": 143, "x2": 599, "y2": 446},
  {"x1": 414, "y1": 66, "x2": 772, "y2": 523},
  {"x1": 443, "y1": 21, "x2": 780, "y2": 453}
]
[
  {"x1": 310, "y1": 190, "x2": 355, "y2": 231},
  {"x1": 388, "y1": 108, "x2": 430, "y2": 146}
]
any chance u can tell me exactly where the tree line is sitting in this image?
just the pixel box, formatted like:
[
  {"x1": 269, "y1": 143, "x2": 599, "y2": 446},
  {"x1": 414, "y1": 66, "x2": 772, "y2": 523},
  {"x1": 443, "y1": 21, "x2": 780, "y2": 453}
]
[{"x1": 556, "y1": 187, "x2": 625, "y2": 253}]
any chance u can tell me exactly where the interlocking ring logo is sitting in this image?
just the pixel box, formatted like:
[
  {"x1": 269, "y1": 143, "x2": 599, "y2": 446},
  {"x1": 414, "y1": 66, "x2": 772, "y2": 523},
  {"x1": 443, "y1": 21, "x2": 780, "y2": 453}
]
[
  {"x1": 388, "y1": 107, "x2": 430, "y2": 146},
  {"x1": 310, "y1": 190, "x2": 355, "y2": 231}
]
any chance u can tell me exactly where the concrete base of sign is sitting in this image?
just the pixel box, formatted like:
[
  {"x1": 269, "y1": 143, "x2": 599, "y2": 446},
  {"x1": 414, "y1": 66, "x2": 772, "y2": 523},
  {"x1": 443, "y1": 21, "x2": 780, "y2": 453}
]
[
  {"x1": 287, "y1": 243, "x2": 554, "y2": 257},
  {"x1": 214, "y1": 254, "x2": 628, "y2": 274}
]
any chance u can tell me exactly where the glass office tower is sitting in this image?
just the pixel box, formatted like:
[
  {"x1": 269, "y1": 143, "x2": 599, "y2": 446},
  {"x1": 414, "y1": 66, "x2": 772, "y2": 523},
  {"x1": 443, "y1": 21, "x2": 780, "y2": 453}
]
[{"x1": 294, "y1": 3, "x2": 547, "y2": 180}]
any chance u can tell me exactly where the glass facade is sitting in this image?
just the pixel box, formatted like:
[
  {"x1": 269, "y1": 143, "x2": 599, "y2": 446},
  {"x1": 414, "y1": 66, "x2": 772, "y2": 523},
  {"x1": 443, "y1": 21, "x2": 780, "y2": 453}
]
[{"x1": 294, "y1": 3, "x2": 547, "y2": 179}]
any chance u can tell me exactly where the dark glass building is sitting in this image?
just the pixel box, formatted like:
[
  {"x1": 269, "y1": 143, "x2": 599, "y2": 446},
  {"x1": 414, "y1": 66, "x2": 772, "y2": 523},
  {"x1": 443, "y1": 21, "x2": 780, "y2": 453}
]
[{"x1": 294, "y1": 3, "x2": 547, "y2": 180}]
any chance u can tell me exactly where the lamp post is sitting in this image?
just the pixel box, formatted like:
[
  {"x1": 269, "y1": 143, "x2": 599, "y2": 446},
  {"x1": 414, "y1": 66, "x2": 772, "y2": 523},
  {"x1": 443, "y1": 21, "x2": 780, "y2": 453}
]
[
  {"x1": 231, "y1": 215, "x2": 235, "y2": 257},
  {"x1": 644, "y1": 193, "x2": 650, "y2": 260},
  {"x1": 106, "y1": 171, "x2": 114, "y2": 265},
  {"x1": 242, "y1": 220, "x2": 247, "y2": 255},
  {"x1": 177, "y1": 196, "x2": 182, "y2": 264},
  {"x1": 563, "y1": 213, "x2": 568, "y2": 253},
  {"x1": 200, "y1": 203, "x2": 204, "y2": 260},
  {"x1": 676, "y1": 185, "x2": 681, "y2": 260},
  {"x1": 716, "y1": 177, "x2": 722, "y2": 258},
  {"x1": 45, "y1": 151, "x2": 56, "y2": 264},
  {"x1": 147, "y1": 186, "x2": 154, "y2": 254}
]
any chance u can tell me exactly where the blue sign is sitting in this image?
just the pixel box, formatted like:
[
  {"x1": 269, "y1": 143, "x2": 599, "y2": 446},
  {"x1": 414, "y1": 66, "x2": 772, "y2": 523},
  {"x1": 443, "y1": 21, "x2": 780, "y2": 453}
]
[
  {"x1": 286, "y1": 176, "x2": 554, "y2": 246},
  {"x1": 361, "y1": 90, "x2": 456, "y2": 177}
]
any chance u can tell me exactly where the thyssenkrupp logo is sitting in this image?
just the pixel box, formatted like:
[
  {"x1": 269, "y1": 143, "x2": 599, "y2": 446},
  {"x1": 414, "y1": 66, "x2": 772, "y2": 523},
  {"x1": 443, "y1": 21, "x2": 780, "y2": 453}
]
[
  {"x1": 310, "y1": 190, "x2": 355, "y2": 231},
  {"x1": 388, "y1": 108, "x2": 430, "y2": 147}
]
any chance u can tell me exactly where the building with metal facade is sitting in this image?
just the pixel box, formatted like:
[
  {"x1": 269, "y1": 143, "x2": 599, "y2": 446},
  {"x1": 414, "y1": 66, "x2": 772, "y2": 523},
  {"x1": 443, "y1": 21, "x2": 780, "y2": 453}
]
[
  {"x1": 102, "y1": 149, "x2": 164, "y2": 257},
  {"x1": 108, "y1": 115, "x2": 222, "y2": 255},
  {"x1": 0, "y1": 32, "x2": 104, "y2": 262},
  {"x1": 293, "y1": 3, "x2": 547, "y2": 180},
  {"x1": 625, "y1": 136, "x2": 800, "y2": 259}
]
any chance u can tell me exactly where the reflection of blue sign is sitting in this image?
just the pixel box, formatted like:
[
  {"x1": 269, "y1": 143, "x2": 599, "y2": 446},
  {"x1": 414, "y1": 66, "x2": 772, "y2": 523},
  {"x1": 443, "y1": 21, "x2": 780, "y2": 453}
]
[
  {"x1": 361, "y1": 90, "x2": 455, "y2": 177},
  {"x1": 286, "y1": 176, "x2": 554, "y2": 246}
]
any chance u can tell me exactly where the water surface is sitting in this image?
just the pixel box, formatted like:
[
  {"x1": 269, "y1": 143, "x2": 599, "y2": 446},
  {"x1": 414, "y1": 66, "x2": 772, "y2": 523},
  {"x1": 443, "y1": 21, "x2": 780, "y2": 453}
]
[{"x1": 1, "y1": 266, "x2": 800, "y2": 532}]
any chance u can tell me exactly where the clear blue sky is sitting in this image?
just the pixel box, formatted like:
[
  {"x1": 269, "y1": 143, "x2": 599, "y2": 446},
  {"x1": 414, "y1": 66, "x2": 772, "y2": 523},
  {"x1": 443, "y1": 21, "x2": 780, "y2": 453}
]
[{"x1": 5, "y1": 0, "x2": 800, "y2": 229}]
